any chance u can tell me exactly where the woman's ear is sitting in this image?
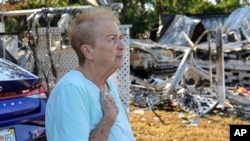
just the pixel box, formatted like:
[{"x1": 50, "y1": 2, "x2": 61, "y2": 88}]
[{"x1": 80, "y1": 45, "x2": 93, "y2": 60}]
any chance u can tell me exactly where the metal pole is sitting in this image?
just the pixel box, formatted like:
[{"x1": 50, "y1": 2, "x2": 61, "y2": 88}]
[
  {"x1": 216, "y1": 22, "x2": 225, "y2": 109},
  {"x1": 0, "y1": 5, "x2": 92, "y2": 17},
  {"x1": 1, "y1": 0, "x2": 5, "y2": 59}
]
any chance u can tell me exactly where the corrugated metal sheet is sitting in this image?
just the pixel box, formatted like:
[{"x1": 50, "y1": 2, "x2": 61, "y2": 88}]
[{"x1": 188, "y1": 14, "x2": 229, "y2": 31}]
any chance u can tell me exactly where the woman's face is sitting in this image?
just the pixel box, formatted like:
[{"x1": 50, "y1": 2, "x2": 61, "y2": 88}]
[{"x1": 91, "y1": 19, "x2": 125, "y2": 72}]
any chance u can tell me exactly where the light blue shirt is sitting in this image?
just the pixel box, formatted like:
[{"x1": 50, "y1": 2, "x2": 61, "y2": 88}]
[{"x1": 45, "y1": 70, "x2": 135, "y2": 141}]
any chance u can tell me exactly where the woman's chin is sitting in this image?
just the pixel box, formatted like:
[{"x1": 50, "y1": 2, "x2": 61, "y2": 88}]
[{"x1": 116, "y1": 62, "x2": 124, "y2": 69}]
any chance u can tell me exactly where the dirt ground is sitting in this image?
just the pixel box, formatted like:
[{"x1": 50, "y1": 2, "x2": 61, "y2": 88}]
[{"x1": 129, "y1": 105, "x2": 250, "y2": 141}]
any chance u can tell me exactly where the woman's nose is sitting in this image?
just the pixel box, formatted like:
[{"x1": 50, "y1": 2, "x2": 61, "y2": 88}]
[{"x1": 118, "y1": 40, "x2": 125, "y2": 50}]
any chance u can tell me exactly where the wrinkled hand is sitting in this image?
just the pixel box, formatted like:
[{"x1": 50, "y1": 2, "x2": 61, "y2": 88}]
[
  {"x1": 88, "y1": 92, "x2": 119, "y2": 141},
  {"x1": 100, "y1": 91, "x2": 119, "y2": 123}
]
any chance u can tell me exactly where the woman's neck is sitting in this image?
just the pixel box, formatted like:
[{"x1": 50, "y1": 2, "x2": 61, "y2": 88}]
[{"x1": 78, "y1": 65, "x2": 109, "y2": 91}]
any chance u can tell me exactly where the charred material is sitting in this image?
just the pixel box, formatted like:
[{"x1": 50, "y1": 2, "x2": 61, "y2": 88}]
[
  {"x1": 156, "y1": 14, "x2": 207, "y2": 46},
  {"x1": 130, "y1": 39, "x2": 179, "y2": 79},
  {"x1": 130, "y1": 6, "x2": 250, "y2": 120}
]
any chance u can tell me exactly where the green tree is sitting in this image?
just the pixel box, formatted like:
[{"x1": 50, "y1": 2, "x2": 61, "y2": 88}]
[
  {"x1": 3, "y1": 0, "x2": 246, "y2": 37},
  {"x1": 120, "y1": 0, "x2": 158, "y2": 38},
  {"x1": 216, "y1": 0, "x2": 243, "y2": 13}
]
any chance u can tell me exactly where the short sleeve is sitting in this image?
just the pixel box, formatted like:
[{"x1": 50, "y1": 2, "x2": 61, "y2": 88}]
[{"x1": 46, "y1": 83, "x2": 90, "y2": 141}]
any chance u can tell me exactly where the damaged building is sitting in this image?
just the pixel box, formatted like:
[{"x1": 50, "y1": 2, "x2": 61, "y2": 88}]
[{"x1": 129, "y1": 6, "x2": 250, "y2": 121}]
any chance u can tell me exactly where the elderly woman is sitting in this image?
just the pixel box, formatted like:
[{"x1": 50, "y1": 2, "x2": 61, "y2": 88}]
[{"x1": 45, "y1": 7, "x2": 135, "y2": 141}]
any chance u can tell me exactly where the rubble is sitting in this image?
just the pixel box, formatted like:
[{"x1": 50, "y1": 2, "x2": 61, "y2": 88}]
[{"x1": 129, "y1": 6, "x2": 250, "y2": 122}]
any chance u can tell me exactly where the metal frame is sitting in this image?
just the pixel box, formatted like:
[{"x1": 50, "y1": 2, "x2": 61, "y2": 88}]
[{"x1": 0, "y1": 7, "x2": 132, "y2": 112}]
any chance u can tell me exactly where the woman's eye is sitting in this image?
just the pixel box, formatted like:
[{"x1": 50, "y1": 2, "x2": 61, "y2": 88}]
[
  {"x1": 109, "y1": 35, "x2": 123, "y2": 43},
  {"x1": 112, "y1": 38, "x2": 117, "y2": 42},
  {"x1": 113, "y1": 37, "x2": 119, "y2": 42}
]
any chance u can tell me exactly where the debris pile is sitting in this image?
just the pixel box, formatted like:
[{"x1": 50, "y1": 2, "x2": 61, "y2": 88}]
[{"x1": 129, "y1": 6, "x2": 250, "y2": 122}]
